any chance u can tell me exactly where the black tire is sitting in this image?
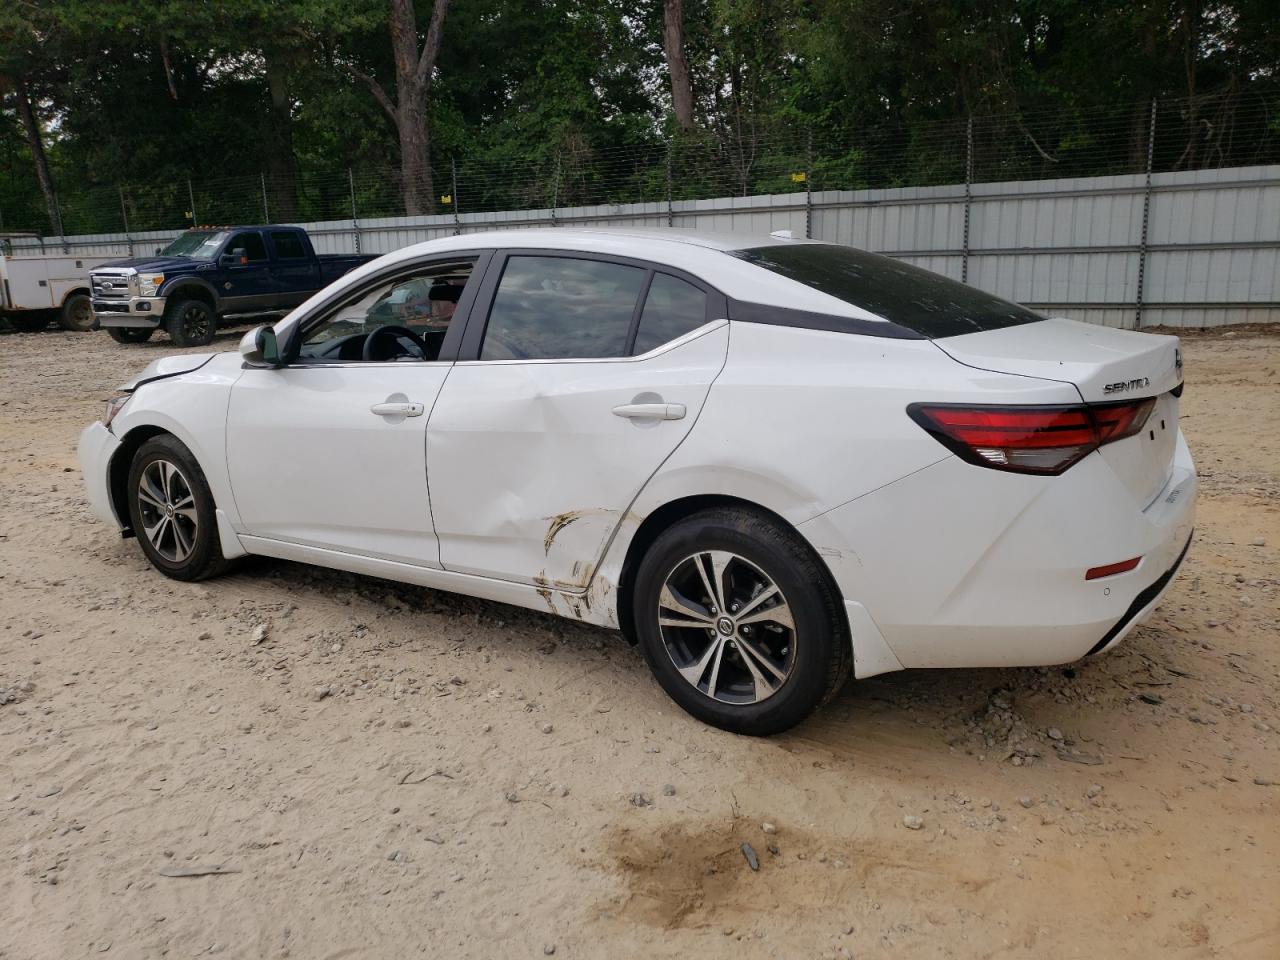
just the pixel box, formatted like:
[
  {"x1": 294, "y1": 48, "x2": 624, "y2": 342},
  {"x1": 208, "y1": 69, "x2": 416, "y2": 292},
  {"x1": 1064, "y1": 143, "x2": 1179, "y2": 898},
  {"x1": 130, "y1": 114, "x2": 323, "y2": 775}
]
[
  {"x1": 107, "y1": 326, "x2": 155, "y2": 344},
  {"x1": 632, "y1": 507, "x2": 850, "y2": 735},
  {"x1": 126, "y1": 435, "x2": 230, "y2": 582},
  {"x1": 7, "y1": 313, "x2": 50, "y2": 333},
  {"x1": 165, "y1": 298, "x2": 216, "y2": 347},
  {"x1": 58, "y1": 292, "x2": 94, "y2": 331}
]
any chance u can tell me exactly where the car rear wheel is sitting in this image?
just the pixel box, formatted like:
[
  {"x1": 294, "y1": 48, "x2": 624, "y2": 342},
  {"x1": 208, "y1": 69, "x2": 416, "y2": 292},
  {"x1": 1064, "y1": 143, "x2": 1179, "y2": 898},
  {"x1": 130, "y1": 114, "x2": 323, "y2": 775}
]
[
  {"x1": 632, "y1": 506, "x2": 849, "y2": 735},
  {"x1": 59, "y1": 293, "x2": 94, "y2": 331},
  {"x1": 107, "y1": 326, "x2": 155, "y2": 344},
  {"x1": 165, "y1": 299, "x2": 216, "y2": 347},
  {"x1": 126, "y1": 435, "x2": 229, "y2": 581}
]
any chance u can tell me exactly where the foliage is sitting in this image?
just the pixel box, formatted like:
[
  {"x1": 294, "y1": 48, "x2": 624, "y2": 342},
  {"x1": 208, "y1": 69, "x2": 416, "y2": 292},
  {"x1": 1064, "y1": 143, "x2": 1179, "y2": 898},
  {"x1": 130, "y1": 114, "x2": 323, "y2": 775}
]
[{"x1": 0, "y1": 0, "x2": 1277, "y2": 233}]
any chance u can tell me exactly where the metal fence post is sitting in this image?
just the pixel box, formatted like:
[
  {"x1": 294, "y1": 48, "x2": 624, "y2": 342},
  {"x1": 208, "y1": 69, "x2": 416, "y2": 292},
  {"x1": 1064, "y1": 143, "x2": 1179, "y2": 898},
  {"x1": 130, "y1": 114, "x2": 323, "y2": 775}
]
[
  {"x1": 119, "y1": 186, "x2": 134, "y2": 256},
  {"x1": 666, "y1": 139, "x2": 674, "y2": 228},
  {"x1": 451, "y1": 157, "x2": 461, "y2": 235},
  {"x1": 187, "y1": 179, "x2": 197, "y2": 226},
  {"x1": 349, "y1": 168, "x2": 361, "y2": 254},
  {"x1": 805, "y1": 128, "x2": 814, "y2": 239},
  {"x1": 962, "y1": 115, "x2": 973, "y2": 284},
  {"x1": 260, "y1": 172, "x2": 270, "y2": 223},
  {"x1": 1134, "y1": 99, "x2": 1158, "y2": 329},
  {"x1": 550, "y1": 153, "x2": 561, "y2": 226}
]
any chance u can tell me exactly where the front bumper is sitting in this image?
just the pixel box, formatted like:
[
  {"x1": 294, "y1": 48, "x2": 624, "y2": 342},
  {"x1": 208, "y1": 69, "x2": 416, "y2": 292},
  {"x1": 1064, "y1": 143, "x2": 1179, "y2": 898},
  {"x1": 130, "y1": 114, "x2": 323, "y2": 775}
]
[
  {"x1": 92, "y1": 296, "x2": 165, "y2": 329},
  {"x1": 800, "y1": 432, "x2": 1197, "y2": 670},
  {"x1": 78, "y1": 421, "x2": 124, "y2": 529}
]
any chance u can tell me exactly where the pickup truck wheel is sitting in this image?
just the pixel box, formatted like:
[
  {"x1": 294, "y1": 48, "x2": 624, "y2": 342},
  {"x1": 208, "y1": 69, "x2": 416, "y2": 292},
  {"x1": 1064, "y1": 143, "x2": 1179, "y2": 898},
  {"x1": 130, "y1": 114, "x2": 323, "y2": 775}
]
[
  {"x1": 58, "y1": 292, "x2": 95, "y2": 331},
  {"x1": 107, "y1": 327, "x2": 154, "y2": 344},
  {"x1": 165, "y1": 299, "x2": 216, "y2": 347}
]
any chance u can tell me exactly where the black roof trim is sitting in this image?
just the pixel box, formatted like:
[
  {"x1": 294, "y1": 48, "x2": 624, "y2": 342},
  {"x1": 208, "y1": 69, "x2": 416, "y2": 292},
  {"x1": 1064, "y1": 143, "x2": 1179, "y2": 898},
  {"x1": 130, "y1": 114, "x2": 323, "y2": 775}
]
[{"x1": 726, "y1": 298, "x2": 928, "y2": 340}]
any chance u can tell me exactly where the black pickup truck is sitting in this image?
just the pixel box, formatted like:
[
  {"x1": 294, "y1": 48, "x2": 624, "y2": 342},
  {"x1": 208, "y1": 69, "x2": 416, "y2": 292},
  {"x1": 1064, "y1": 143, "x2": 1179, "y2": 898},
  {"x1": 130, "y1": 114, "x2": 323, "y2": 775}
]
[{"x1": 90, "y1": 225, "x2": 376, "y2": 346}]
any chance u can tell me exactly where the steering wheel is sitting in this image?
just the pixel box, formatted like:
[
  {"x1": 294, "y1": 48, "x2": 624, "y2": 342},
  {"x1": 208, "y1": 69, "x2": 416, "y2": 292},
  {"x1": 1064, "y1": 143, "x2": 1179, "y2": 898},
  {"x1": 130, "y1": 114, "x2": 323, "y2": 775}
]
[{"x1": 362, "y1": 324, "x2": 429, "y2": 362}]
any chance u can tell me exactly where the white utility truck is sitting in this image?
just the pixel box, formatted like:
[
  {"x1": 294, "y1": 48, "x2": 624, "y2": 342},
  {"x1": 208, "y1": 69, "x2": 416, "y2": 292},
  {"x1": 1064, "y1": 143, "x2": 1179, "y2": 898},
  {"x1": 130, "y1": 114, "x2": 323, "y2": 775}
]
[{"x1": 1, "y1": 238, "x2": 111, "y2": 332}]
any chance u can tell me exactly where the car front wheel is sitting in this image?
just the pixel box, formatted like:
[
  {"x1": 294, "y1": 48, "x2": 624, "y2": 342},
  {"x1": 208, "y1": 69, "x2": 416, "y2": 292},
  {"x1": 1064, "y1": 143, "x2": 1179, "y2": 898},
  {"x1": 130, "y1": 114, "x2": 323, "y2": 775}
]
[
  {"x1": 632, "y1": 506, "x2": 850, "y2": 735},
  {"x1": 126, "y1": 435, "x2": 229, "y2": 581}
]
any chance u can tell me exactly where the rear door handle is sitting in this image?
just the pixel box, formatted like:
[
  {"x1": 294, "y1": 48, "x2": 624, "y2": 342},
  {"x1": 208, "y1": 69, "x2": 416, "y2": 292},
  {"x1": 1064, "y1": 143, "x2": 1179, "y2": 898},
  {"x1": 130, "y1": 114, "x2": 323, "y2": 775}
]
[
  {"x1": 611, "y1": 402, "x2": 686, "y2": 421},
  {"x1": 370, "y1": 401, "x2": 424, "y2": 417}
]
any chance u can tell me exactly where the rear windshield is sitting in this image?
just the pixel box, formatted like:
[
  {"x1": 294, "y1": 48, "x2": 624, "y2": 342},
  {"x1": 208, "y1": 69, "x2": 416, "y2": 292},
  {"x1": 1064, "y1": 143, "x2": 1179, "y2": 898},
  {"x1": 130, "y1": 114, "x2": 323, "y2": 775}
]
[{"x1": 732, "y1": 244, "x2": 1044, "y2": 338}]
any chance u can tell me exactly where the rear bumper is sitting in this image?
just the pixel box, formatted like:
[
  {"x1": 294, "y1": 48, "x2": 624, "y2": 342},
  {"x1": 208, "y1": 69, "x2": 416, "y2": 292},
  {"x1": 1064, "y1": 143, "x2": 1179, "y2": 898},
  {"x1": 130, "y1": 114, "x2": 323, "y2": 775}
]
[
  {"x1": 1085, "y1": 532, "x2": 1191, "y2": 657},
  {"x1": 78, "y1": 421, "x2": 123, "y2": 529},
  {"x1": 800, "y1": 432, "x2": 1197, "y2": 670},
  {"x1": 92, "y1": 297, "x2": 165, "y2": 328}
]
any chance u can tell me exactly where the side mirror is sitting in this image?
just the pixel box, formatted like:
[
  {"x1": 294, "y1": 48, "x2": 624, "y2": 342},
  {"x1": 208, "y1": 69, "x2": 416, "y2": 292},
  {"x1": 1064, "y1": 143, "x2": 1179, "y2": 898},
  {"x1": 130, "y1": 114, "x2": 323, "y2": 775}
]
[
  {"x1": 239, "y1": 325, "x2": 282, "y2": 367},
  {"x1": 154, "y1": 246, "x2": 163, "y2": 255},
  {"x1": 220, "y1": 249, "x2": 249, "y2": 267}
]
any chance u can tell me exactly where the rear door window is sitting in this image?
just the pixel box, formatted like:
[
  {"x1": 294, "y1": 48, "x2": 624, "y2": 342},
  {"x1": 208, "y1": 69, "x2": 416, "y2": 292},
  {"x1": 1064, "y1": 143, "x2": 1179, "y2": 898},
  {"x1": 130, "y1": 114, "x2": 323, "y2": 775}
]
[
  {"x1": 479, "y1": 255, "x2": 646, "y2": 360},
  {"x1": 632, "y1": 273, "x2": 709, "y2": 354},
  {"x1": 732, "y1": 244, "x2": 1043, "y2": 338},
  {"x1": 270, "y1": 231, "x2": 307, "y2": 260}
]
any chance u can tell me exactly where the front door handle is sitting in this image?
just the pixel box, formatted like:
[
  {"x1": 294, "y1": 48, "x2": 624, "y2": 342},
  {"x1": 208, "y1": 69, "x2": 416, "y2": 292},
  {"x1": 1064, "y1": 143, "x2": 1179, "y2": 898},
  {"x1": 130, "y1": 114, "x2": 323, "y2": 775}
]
[
  {"x1": 612, "y1": 402, "x2": 686, "y2": 421},
  {"x1": 370, "y1": 401, "x2": 424, "y2": 418}
]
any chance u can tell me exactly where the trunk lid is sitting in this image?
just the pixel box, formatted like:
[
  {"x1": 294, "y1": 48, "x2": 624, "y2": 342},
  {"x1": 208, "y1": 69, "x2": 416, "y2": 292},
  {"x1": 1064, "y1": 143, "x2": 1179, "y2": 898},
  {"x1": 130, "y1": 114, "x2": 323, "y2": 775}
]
[
  {"x1": 933, "y1": 318, "x2": 1182, "y2": 402},
  {"x1": 934, "y1": 318, "x2": 1185, "y2": 507}
]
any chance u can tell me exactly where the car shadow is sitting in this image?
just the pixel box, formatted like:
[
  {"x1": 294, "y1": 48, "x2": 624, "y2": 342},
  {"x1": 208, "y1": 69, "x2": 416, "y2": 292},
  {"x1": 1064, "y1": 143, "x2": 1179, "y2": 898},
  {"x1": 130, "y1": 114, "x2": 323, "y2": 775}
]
[{"x1": 221, "y1": 553, "x2": 1182, "y2": 772}]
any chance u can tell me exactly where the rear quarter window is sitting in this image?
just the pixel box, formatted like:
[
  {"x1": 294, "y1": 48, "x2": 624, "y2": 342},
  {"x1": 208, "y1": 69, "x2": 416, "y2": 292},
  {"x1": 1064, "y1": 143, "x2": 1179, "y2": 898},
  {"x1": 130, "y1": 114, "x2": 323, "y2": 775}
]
[
  {"x1": 732, "y1": 244, "x2": 1043, "y2": 338},
  {"x1": 633, "y1": 273, "x2": 708, "y2": 354}
]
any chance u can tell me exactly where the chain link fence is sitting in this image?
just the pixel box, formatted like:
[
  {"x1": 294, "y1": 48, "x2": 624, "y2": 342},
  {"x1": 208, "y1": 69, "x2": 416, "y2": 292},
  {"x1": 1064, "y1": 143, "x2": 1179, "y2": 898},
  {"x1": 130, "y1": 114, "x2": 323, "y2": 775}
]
[{"x1": 8, "y1": 89, "x2": 1278, "y2": 239}]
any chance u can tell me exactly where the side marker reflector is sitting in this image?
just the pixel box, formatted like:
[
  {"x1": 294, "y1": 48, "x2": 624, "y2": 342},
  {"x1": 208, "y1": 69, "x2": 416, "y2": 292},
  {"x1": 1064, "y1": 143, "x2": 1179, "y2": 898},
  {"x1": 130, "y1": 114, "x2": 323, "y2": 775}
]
[{"x1": 1085, "y1": 557, "x2": 1142, "y2": 581}]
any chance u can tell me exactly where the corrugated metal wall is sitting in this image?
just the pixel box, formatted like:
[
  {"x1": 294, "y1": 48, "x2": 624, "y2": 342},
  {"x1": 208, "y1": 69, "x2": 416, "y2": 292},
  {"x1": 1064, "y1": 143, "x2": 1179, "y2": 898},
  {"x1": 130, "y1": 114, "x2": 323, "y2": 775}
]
[{"x1": 10, "y1": 164, "x2": 1278, "y2": 329}]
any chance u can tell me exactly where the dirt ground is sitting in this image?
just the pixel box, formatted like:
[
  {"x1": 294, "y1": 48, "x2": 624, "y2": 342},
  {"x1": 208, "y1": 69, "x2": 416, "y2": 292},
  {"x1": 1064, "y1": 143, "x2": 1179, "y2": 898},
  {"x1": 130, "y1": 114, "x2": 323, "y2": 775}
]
[{"x1": 1, "y1": 324, "x2": 1277, "y2": 960}]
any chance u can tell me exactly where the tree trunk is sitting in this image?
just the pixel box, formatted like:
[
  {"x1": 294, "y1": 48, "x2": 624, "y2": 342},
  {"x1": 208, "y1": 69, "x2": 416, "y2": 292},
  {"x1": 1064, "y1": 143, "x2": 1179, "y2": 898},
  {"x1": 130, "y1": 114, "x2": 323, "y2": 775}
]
[
  {"x1": 387, "y1": 0, "x2": 448, "y2": 216},
  {"x1": 1179, "y1": 0, "x2": 1201, "y2": 169},
  {"x1": 13, "y1": 77, "x2": 62, "y2": 235},
  {"x1": 397, "y1": 98, "x2": 433, "y2": 215},
  {"x1": 1128, "y1": 20, "x2": 1160, "y2": 170},
  {"x1": 662, "y1": 0, "x2": 696, "y2": 132},
  {"x1": 264, "y1": 49, "x2": 300, "y2": 222}
]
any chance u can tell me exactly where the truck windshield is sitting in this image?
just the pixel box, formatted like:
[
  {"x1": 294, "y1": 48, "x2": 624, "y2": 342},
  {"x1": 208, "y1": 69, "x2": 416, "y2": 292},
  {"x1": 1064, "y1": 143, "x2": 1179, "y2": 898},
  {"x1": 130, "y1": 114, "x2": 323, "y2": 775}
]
[
  {"x1": 732, "y1": 244, "x2": 1044, "y2": 338},
  {"x1": 160, "y1": 231, "x2": 228, "y2": 259}
]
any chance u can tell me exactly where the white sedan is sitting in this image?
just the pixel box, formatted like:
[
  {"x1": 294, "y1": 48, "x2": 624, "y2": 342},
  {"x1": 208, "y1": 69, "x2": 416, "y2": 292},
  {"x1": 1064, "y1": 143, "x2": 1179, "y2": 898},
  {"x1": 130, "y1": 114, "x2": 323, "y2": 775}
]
[{"x1": 79, "y1": 229, "x2": 1195, "y2": 734}]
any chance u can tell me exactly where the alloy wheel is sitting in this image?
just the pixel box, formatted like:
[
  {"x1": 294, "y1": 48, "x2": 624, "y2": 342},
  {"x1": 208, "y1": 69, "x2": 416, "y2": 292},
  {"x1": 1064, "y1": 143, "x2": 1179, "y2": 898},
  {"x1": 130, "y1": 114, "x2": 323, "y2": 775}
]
[
  {"x1": 657, "y1": 550, "x2": 797, "y2": 705},
  {"x1": 136, "y1": 459, "x2": 198, "y2": 562},
  {"x1": 182, "y1": 304, "x2": 211, "y2": 341}
]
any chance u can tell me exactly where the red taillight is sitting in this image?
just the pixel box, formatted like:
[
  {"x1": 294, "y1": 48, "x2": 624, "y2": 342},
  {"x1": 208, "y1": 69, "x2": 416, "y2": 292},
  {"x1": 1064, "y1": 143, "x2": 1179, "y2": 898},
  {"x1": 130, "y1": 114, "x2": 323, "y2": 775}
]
[
  {"x1": 1092, "y1": 398, "x2": 1156, "y2": 443},
  {"x1": 1085, "y1": 557, "x2": 1142, "y2": 580},
  {"x1": 907, "y1": 397, "x2": 1156, "y2": 475}
]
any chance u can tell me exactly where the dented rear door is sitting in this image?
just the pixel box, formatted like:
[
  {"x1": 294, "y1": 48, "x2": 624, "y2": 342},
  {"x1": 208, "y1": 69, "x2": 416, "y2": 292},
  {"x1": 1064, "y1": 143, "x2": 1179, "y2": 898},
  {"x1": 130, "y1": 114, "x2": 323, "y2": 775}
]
[{"x1": 426, "y1": 252, "x2": 728, "y2": 591}]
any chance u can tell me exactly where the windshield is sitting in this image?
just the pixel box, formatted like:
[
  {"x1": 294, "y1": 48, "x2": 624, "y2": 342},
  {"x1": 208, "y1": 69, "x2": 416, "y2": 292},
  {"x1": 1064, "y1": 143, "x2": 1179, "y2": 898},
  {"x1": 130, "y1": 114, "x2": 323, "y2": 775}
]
[
  {"x1": 732, "y1": 244, "x2": 1044, "y2": 338},
  {"x1": 159, "y1": 231, "x2": 228, "y2": 259}
]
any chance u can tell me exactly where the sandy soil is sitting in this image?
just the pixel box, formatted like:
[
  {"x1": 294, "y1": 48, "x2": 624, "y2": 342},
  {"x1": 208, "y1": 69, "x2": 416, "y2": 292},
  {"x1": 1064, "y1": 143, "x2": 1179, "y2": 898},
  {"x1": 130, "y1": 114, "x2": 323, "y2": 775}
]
[{"x1": 1, "y1": 325, "x2": 1278, "y2": 960}]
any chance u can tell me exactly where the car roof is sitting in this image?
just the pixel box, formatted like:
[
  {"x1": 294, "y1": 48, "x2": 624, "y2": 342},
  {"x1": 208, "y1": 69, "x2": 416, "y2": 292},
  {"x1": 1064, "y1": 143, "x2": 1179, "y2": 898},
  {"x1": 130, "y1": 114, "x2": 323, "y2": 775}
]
[
  {"x1": 281, "y1": 228, "x2": 892, "y2": 329},
  {"x1": 388, "y1": 227, "x2": 811, "y2": 254}
]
